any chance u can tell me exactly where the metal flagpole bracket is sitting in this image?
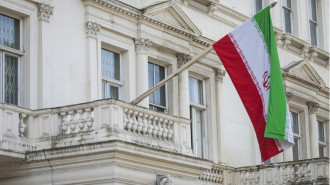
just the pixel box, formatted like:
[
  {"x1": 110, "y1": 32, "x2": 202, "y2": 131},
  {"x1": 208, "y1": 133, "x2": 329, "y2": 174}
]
[{"x1": 269, "y1": 0, "x2": 278, "y2": 8}]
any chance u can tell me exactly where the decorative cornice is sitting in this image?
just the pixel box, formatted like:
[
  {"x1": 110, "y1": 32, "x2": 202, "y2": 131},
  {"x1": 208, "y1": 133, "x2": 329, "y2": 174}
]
[
  {"x1": 85, "y1": 21, "x2": 101, "y2": 39},
  {"x1": 286, "y1": 92, "x2": 293, "y2": 102},
  {"x1": 37, "y1": 3, "x2": 53, "y2": 22},
  {"x1": 214, "y1": 68, "x2": 226, "y2": 83},
  {"x1": 176, "y1": 53, "x2": 192, "y2": 68},
  {"x1": 307, "y1": 102, "x2": 320, "y2": 114},
  {"x1": 134, "y1": 38, "x2": 152, "y2": 54},
  {"x1": 282, "y1": 72, "x2": 329, "y2": 96}
]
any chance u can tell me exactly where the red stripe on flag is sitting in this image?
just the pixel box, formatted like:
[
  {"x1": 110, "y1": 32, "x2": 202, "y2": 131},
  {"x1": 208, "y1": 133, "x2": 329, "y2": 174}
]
[{"x1": 213, "y1": 35, "x2": 283, "y2": 161}]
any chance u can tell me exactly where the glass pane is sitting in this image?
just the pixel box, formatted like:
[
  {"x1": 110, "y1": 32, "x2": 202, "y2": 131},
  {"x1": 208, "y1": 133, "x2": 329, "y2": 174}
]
[
  {"x1": 308, "y1": 0, "x2": 317, "y2": 21},
  {"x1": 0, "y1": 14, "x2": 20, "y2": 50},
  {"x1": 148, "y1": 63, "x2": 154, "y2": 104},
  {"x1": 189, "y1": 77, "x2": 203, "y2": 105},
  {"x1": 310, "y1": 22, "x2": 317, "y2": 46},
  {"x1": 283, "y1": 0, "x2": 291, "y2": 8},
  {"x1": 319, "y1": 146, "x2": 324, "y2": 158},
  {"x1": 154, "y1": 106, "x2": 165, "y2": 113},
  {"x1": 155, "y1": 65, "x2": 166, "y2": 106},
  {"x1": 283, "y1": 8, "x2": 292, "y2": 33},
  {"x1": 4, "y1": 54, "x2": 18, "y2": 105},
  {"x1": 255, "y1": 0, "x2": 262, "y2": 13},
  {"x1": 101, "y1": 49, "x2": 120, "y2": 80},
  {"x1": 110, "y1": 85, "x2": 119, "y2": 99},
  {"x1": 102, "y1": 82, "x2": 105, "y2": 99},
  {"x1": 318, "y1": 121, "x2": 325, "y2": 142},
  {"x1": 192, "y1": 108, "x2": 203, "y2": 158},
  {"x1": 290, "y1": 112, "x2": 299, "y2": 134},
  {"x1": 292, "y1": 138, "x2": 299, "y2": 161}
]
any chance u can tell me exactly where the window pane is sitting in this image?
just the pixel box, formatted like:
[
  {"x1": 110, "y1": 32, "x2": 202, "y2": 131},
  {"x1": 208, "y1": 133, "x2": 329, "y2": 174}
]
[
  {"x1": 4, "y1": 54, "x2": 18, "y2": 105},
  {"x1": 319, "y1": 146, "x2": 325, "y2": 158},
  {"x1": 149, "y1": 63, "x2": 166, "y2": 107},
  {"x1": 148, "y1": 63, "x2": 154, "y2": 104},
  {"x1": 310, "y1": 21, "x2": 317, "y2": 46},
  {"x1": 101, "y1": 49, "x2": 120, "y2": 80},
  {"x1": 283, "y1": 8, "x2": 292, "y2": 33},
  {"x1": 318, "y1": 121, "x2": 325, "y2": 142},
  {"x1": 110, "y1": 85, "x2": 119, "y2": 99},
  {"x1": 255, "y1": 0, "x2": 262, "y2": 13},
  {"x1": 192, "y1": 108, "x2": 203, "y2": 158},
  {"x1": 283, "y1": 0, "x2": 291, "y2": 8},
  {"x1": 308, "y1": 0, "x2": 317, "y2": 21},
  {"x1": 0, "y1": 14, "x2": 20, "y2": 50},
  {"x1": 102, "y1": 82, "x2": 105, "y2": 99},
  {"x1": 189, "y1": 77, "x2": 203, "y2": 105},
  {"x1": 292, "y1": 138, "x2": 299, "y2": 161},
  {"x1": 290, "y1": 112, "x2": 299, "y2": 134}
]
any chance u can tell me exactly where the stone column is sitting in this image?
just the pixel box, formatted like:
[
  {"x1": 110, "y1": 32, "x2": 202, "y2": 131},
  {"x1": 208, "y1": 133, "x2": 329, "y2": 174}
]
[
  {"x1": 85, "y1": 21, "x2": 101, "y2": 101},
  {"x1": 177, "y1": 54, "x2": 191, "y2": 119},
  {"x1": 134, "y1": 38, "x2": 152, "y2": 108},
  {"x1": 215, "y1": 68, "x2": 225, "y2": 163},
  {"x1": 38, "y1": 3, "x2": 53, "y2": 108},
  {"x1": 307, "y1": 102, "x2": 320, "y2": 158}
]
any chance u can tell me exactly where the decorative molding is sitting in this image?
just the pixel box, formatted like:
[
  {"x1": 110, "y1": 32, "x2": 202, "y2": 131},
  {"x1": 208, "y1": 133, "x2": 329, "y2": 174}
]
[
  {"x1": 176, "y1": 53, "x2": 192, "y2": 68},
  {"x1": 307, "y1": 102, "x2": 320, "y2": 114},
  {"x1": 301, "y1": 45, "x2": 310, "y2": 57},
  {"x1": 215, "y1": 68, "x2": 226, "y2": 83},
  {"x1": 134, "y1": 38, "x2": 152, "y2": 54},
  {"x1": 37, "y1": 3, "x2": 54, "y2": 22},
  {"x1": 85, "y1": 21, "x2": 101, "y2": 39},
  {"x1": 309, "y1": 46, "x2": 318, "y2": 60},
  {"x1": 156, "y1": 174, "x2": 173, "y2": 185},
  {"x1": 286, "y1": 92, "x2": 293, "y2": 102}
]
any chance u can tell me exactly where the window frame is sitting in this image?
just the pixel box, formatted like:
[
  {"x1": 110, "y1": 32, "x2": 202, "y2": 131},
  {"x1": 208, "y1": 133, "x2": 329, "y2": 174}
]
[
  {"x1": 290, "y1": 110, "x2": 302, "y2": 161},
  {"x1": 189, "y1": 76, "x2": 207, "y2": 158},
  {"x1": 148, "y1": 61, "x2": 168, "y2": 113},
  {"x1": 0, "y1": 12, "x2": 23, "y2": 106},
  {"x1": 282, "y1": 0, "x2": 293, "y2": 33},
  {"x1": 317, "y1": 120, "x2": 327, "y2": 157},
  {"x1": 308, "y1": 0, "x2": 318, "y2": 46},
  {"x1": 100, "y1": 47, "x2": 123, "y2": 100}
]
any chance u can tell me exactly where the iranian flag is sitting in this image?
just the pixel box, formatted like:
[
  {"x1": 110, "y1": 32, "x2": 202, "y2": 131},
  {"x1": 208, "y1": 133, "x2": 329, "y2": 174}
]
[{"x1": 213, "y1": 7, "x2": 294, "y2": 161}]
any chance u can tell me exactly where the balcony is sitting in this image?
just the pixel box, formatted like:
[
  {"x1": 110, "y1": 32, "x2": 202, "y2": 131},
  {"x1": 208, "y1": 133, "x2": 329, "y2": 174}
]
[
  {"x1": 198, "y1": 158, "x2": 329, "y2": 185},
  {"x1": 0, "y1": 99, "x2": 193, "y2": 163}
]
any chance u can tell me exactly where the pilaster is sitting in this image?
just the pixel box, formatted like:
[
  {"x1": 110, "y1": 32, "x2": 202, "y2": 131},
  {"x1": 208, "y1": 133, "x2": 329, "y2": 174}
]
[
  {"x1": 177, "y1": 53, "x2": 191, "y2": 119},
  {"x1": 38, "y1": 2, "x2": 53, "y2": 108},
  {"x1": 134, "y1": 38, "x2": 152, "y2": 108},
  {"x1": 215, "y1": 68, "x2": 225, "y2": 163},
  {"x1": 307, "y1": 101, "x2": 320, "y2": 158}
]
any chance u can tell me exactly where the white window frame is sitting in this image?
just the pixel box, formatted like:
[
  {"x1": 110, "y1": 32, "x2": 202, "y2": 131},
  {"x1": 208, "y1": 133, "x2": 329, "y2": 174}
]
[
  {"x1": 308, "y1": 0, "x2": 318, "y2": 46},
  {"x1": 282, "y1": 0, "x2": 293, "y2": 33},
  {"x1": 100, "y1": 47, "x2": 123, "y2": 100},
  {"x1": 148, "y1": 61, "x2": 168, "y2": 113},
  {"x1": 317, "y1": 120, "x2": 327, "y2": 157},
  {"x1": 0, "y1": 12, "x2": 24, "y2": 106},
  {"x1": 290, "y1": 111, "x2": 302, "y2": 161},
  {"x1": 189, "y1": 76, "x2": 207, "y2": 158}
]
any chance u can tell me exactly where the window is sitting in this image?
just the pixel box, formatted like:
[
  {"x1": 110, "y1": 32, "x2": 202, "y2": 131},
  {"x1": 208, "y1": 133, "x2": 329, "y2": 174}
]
[
  {"x1": 254, "y1": 0, "x2": 263, "y2": 14},
  {"x1": 189, "y1": 77, "x2": 206, "y2": 158},
  {"x1": 0, "y1": 13, "x2": 22, "y2": 105},
  {"x1": 290, "y1": 111, "x2": 301, "y2": 161},
  {"x1": 101, "y1": 48, "x2": 121, "y2": 99},
  {"x1": 308, "y1": 0, "x2": 318, "y2": 46},
  {"x1": 282, "y1": 0, "x2": 292, "y2": 33},
  {"x1": 148, "y1": 62, "x2": 166, "y2": 112},
  {"x1": 318, "y1": 121, "x2": 326, "y2": 157}
]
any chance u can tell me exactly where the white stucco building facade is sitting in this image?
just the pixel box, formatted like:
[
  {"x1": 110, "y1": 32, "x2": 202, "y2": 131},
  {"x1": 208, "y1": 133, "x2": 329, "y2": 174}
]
[{"x1": 0, "y1": 0, "x2": 329, "y2": 184}]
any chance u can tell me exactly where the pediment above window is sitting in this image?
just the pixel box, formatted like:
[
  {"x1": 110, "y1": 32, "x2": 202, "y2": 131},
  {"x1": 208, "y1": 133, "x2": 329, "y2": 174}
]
[{"x1": 142, "y1": 1, "x2": 202, "y2": 36}]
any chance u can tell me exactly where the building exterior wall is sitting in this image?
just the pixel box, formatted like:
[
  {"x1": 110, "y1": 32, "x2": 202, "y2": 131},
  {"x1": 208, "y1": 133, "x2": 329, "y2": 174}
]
[{"x1": 0, "y1": 0, "x2": 329, "y2": 184}]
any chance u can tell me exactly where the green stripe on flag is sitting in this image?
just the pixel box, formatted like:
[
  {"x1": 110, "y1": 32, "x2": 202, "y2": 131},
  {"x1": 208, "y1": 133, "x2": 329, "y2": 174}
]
[{"x1": 253, "y1": 7, "x2": 288, "y2": 141}]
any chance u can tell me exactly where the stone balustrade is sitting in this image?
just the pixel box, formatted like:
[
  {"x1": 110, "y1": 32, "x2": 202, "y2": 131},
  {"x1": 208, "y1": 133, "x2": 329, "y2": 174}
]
[
  {"x1": 0, "y1": 99, "x2": 192, "y2": 161},
  {"x1": 198, "y1": 158, "x2": 329, "y2": 185}
]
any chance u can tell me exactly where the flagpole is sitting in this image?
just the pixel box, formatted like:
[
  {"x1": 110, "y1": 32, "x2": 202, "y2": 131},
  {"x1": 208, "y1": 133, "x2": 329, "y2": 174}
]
[
  {"x1": 132, "y1": 46, "x2": 213, "y2": 105},
  {"x1": 131, "y1": 1, "x2": 278, "y2": 106}
]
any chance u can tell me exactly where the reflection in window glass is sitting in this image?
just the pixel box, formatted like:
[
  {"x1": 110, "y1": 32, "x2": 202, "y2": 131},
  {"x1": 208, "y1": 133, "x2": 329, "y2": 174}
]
[
  {"x1": 4, "y1": 54, "x2": 18, "y2": 105},
  {"x1": 148, "y1": 62, "x2": 166, "y2": 112},
  {"x1": 189, "y1": 77, "x2": 203, "y2": 105},
  {"x1": 191, "y1": 107, "x2": 203, "y2": 158},
  {"x1": 101, "y1": 49, "x2": 120, "y2": 80},
  {"x1": 293, "y1": 138, "x2": 299, "y2": 161},
  {"x1": 290, "y1": 112, "x2": 299, "y2": 134},
  {"x1": 0, "y1": 14, "x2": 20, "y2": 50}
]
